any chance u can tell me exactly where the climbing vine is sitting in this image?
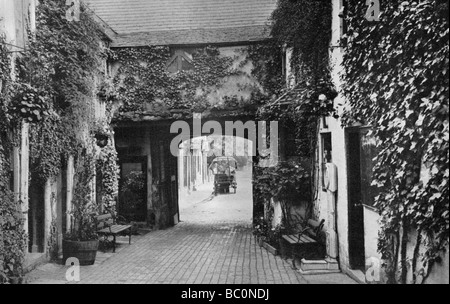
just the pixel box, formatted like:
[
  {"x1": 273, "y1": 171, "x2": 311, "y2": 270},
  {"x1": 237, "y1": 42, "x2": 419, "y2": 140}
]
[
  {"x1": 341, "y1": 0, "x2": 449, "y2": 283},
  {"x1": 0, "y1": 119, "x2": 26, "y2": 284},
  {"x1": 244, "y1": 41, "x2": 285, "y2": 101},
  {"x1": 258, "y1": 0, "x2": 336, "y2": 158},
  {"x1": 251, "y1": 0, "x2": 335, "y2": 243},
  {"x1": 0, "y1": 34, "x2": 27, "y2": 284},
  {"x1": 15, "y1": 0, "x2": 107, "y2": 183},
  {"x1": 29, "y1": 116, "x2": 71, "y2": 183},
  {"x1": 271, "y1": 0, "x2": 332, "y2": 85},
  {"x1": 96, "y1": 139, "x2": 120, "y2": 215},
  {"x1": 0, "y1": 0, "x2": 118, "y2": 273},
  {"x1": 0, "y1": 33, "x2": 11, "y2": 129},
  {"x1": 0, "y1": 189, "x2": 26, "y2": 284}
]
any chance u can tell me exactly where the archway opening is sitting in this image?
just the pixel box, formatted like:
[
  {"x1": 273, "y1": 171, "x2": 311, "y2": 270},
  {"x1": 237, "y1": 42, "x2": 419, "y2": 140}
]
[{"x1": 177, "y1": 135, "x2": 254, "y2": 224}]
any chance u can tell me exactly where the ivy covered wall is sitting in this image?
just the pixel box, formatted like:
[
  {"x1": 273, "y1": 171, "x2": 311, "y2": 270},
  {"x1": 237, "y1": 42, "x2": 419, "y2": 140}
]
[
  {"x1": 0, "y1": 32, "x2": 27, "y2": 284},
  {"x1": 340, "y1": 0, "x2": 449, "y2": 284},
  {"x1": 1, "y1": 0, "x2": 121, "y2": 282},
  {"x1": 110, "y1": 43, "x2": 284, "y2": 122},
  {"x1": 255, "y1": 0, "x2": 448, "y2": 284}
]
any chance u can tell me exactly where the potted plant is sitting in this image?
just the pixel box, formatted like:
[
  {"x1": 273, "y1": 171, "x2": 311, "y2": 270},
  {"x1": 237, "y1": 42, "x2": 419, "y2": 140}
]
[{"x1": 63, "y1": 153, "x2": 99, "y2": 266}]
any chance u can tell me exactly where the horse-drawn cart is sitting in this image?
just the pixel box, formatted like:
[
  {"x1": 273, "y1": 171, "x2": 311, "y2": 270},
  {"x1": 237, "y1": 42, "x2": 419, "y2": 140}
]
[{"x1": 209, "y1": 156, "x2": 237, "y2": 195}]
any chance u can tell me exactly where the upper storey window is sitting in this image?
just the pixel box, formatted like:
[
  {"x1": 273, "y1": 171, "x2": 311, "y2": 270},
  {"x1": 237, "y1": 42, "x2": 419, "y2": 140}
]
[{"x1": 166, "y1": 50, "x2": 194, "y2": 73}]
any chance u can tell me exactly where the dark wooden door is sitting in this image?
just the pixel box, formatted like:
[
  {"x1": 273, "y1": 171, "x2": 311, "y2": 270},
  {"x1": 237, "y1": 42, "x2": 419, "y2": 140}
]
[
  {"x1": 151, "y1": 138, "x2": 179, "y2": 227},
  {"x1": 167, "y1": 144, "x2": 179, "y2": 225},
  {"x1": 162, "y1": 139, "x2": 179, "y2": 226},
  {"x1": 347, "y1": 131, "x2": 366, "y2": 270}
]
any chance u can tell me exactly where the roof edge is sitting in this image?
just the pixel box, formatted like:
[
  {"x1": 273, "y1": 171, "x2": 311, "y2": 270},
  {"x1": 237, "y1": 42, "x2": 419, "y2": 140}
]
[
  {"x1": 83, "y1": 2, "x2": 118, "y2": 41},
  {"x1": 110, "y1": 25, "x2": 273, "y2": 48}
]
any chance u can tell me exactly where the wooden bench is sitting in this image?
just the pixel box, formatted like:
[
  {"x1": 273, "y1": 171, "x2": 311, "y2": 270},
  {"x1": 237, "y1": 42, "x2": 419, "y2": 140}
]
[
  {"x1": 96, "y1": 214, "x2": 132, "y2": 253},
  {"x1": 280, "y1": 219, "x2": 326, "y2": 269}
]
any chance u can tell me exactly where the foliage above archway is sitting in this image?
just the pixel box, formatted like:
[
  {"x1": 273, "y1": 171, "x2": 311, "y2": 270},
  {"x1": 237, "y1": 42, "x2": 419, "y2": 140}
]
[{"x1": 111, "y1": 45, "x2": 264, "y2": 120}]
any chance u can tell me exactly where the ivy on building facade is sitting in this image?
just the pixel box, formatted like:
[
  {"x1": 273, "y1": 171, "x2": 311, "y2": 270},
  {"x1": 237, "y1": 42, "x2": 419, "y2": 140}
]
[
  {"x1": 341, "y1": 0, "x2": 449, "y2": 283},
  {"x1": 252, "y1": 0, "x2": 336, "y2": 245}
]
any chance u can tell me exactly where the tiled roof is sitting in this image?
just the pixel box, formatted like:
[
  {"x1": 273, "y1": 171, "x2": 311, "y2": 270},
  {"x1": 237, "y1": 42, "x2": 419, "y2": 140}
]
[
  {"x1": 112, "y1": 25, "x2": 271, "y2": 47},
  {"x1": 84, "y1": 0, "x2": 277, "y2": 46}
]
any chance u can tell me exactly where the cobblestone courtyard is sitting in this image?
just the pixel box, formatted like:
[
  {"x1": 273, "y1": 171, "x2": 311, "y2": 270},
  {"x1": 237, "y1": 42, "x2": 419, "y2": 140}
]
[
  {"x1": 26, "y1": 221, "x2": 356, "y2": 284},
  {"x1": 26, "y1": 169, "x2": 356, "y2": 284}
]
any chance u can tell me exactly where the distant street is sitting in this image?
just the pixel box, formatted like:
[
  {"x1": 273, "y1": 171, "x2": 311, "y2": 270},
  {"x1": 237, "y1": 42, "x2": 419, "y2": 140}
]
[{"x1": 179, "y1": 166, "x2": 253, "y2": 224}]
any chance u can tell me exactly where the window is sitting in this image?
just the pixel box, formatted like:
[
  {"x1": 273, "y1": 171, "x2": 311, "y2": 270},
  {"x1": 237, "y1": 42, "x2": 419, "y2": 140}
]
[
  {"x1": 347, "y1": 128, "x2": 380, "y2": 208},
  {"x1": 339, "y1": 0, "x2": 348, "y2": 46},
  {"x1": 166, "y1": 50, "x2": 194, "y2": 73},
  {"x1": 359, "y1": 130, "x2": 379, "y2": 208},
  {"x1": 322, "y1": 116, "x2": 328, "y2": 129},
  {"x1": 321, "y1": 133, "x2": 332, "y2": 190}
]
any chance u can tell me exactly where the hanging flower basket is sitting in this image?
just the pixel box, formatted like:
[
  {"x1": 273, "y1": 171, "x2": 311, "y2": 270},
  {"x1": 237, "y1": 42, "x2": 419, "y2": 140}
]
[{"x1": 95, "y1": 133, "x2": 109, "y2": 148}]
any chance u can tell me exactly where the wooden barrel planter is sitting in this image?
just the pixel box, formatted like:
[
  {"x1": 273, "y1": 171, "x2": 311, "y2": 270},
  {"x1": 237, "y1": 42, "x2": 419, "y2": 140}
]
[
  {"x1": 62, "y1": 240, "x2": 99, "y2": 266},
  {"x1": 9, "y1": 276, "x2": 24, "y2": 284}
]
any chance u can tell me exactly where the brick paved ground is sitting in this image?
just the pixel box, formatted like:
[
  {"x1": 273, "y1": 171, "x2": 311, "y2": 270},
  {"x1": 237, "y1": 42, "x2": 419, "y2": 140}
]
[
  {"x1": 26, "y1": 221, "x2": 356, "y2": 284},
  {"x1": 82, "y1": 222, "x2": 306, "y2": 284},
  {"x1": 25, "y1": 168, "x2": 357, "y2": 284}
]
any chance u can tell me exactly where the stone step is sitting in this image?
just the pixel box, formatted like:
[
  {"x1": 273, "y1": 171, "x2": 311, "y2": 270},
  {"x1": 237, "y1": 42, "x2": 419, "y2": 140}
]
[
  {"x1": 301, "y1": 259, "x2": 328, "y2": 271},
  {"x1": 298, "y1": 258, "x2": 342, "y2": 275}
]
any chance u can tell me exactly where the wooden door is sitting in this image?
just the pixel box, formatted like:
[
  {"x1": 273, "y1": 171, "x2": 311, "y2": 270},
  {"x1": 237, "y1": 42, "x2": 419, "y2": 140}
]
[{"x1": 347, "y1": 130, "x2": 366, "y2": 270}]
